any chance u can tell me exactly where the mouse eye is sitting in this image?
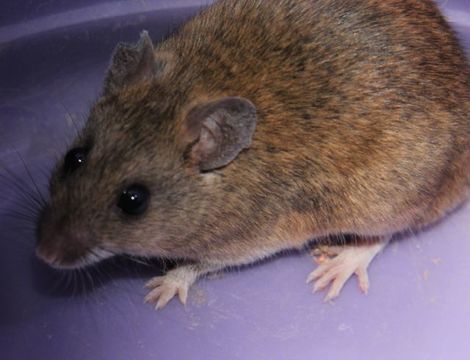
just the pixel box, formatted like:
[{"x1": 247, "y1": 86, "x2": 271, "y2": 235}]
[
  {"x1": 117, "y1": 184, "x2": 150, "y2": 216},
  {"x1": 63, "y1": 147, "x2": 88, "y2": 175}
]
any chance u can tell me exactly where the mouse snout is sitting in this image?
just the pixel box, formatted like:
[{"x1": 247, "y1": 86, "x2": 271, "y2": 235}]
[{"x1": 36, "y1": 207, "x2": 94, "y2": 269}]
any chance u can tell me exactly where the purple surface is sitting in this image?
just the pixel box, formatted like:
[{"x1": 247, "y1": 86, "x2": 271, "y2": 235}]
[{"x1": 1, "y1": 1, "x2": 469, "y2": 359}]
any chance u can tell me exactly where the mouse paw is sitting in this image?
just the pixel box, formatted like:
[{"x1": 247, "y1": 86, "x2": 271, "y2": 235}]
[
  {"x1": 144, "y1": 273, "x2": 191, "y2": 310},
  {"x1": 143, "y1": 263, "x2": 217, "y2": 310},
  {"x1": 306, "y1": 240, "x2": 388, "y2": 302}
]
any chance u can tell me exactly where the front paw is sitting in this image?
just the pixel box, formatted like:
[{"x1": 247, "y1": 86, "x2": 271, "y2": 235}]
[{"x1": 144, "y1": 274, "x2": 190, "y2": 310}]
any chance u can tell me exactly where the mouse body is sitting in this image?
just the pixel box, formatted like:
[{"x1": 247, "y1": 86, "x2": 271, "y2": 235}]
[{"x1": 37, "y1": 0, "x2": 470, "y2": 308}]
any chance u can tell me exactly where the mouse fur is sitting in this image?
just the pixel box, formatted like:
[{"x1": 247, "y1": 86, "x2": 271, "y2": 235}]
[{"x1": 36, "y1": 0, "x2": 469, "y2": 306}]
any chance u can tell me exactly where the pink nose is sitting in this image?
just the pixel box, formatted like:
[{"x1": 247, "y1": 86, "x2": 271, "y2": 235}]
[
  {"x1": 35, "y1": 242, "x2": 86, "y2": 270},
  {"x1": 36, "y1": 226, "x2": 88, "y2": 269},
  {"x1": 35, "y1": 246, "x2": 62, "y2": 268},
  {"x1": 36, "y1": 208, "x2": 90, "y2": 269}
]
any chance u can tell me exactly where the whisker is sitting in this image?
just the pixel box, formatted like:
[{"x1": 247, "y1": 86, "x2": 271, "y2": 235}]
[
  {"x1": 83, "y1": 267, "x2": 96, "y2": 293},
  {"x1": 3, "y1": 211, "x2": 37, "y2": 224},
  {"x1": 15, "y1": 150, "x2": 47, "y2": 207},
  {"x1": 58, "y1": 101, "x2": 81, "y2": 137},
  {"x1": 39, "y1": 167, "x2": 52, "y2": 184},
  {"x1": 89, "y1": 265, "x2": 108, "y2": 290},
  {"x1": 1, "y1": 194, "x2": 42, "y2": 231},
  {"x1": 64, "y1": 271, "x2": 73, "y2": 293},
  {"x1": 122, "y1": 254, "x2": 152, "y2": 267},
  {"x1": 77, "y1": 268, "x2": 85, "y2": 293},
  {"x1": 0, "y1": 170, "x2": 44, "y2": 215},
  {"x1": 0, "y1": 171, "x2": 41, "y2": 207},
  {"x1": 72, "y1": 270, "x2": 79, "y2": 298}
]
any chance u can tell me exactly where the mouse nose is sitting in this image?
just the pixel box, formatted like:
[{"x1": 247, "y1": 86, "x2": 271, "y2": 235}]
[
  {"x1": 36, "y1": 207, "x2": 90, "y2": 269},
  {"x1": 35, "y1": 246, "x2": 63, "y2": 269},
  {"x1": 36, "y1": 232, "x2": 90, "y2": 269}
]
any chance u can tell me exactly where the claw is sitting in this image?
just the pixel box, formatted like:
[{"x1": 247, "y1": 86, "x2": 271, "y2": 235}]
[{"x1": 144, "y1": 276, "x2": 165, "y2": 289}]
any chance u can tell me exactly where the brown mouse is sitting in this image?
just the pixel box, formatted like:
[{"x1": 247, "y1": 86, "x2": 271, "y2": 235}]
[{"x1": 36, "y1": 0, "x2": 470, "y2": 309}]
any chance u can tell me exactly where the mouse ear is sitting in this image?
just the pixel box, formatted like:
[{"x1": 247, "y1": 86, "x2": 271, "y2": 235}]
[
  {"x1": 184, "y1": 97, "x2": 257, "y2": 171},
  {"x1": 104, "y1": 31, "x2": 168, "y2": 95}
]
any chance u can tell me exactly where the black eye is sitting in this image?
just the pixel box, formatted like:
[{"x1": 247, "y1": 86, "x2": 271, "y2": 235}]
[
  {"x1": 63, "y1": 147, "x2": 88, "y2": 176},
  {"x1": 117, "y1": 184, "x2": 150, "y2": 216}
]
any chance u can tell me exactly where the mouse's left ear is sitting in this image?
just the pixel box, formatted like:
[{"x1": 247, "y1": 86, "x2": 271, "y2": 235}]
[
  {"x1": 183, "y1": 97, "x2": 257, "y2": 171},
  {"x1": 103, "y1": 31, "x2": 170, "y2": 95}
]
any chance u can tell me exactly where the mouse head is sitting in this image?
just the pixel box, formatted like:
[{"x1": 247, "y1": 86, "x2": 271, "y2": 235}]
[{"x1": 36, "y1": 31, "x2": 257, "y2": 269}]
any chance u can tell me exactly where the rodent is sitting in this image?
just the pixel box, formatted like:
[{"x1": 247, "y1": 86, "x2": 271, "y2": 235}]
[{"x1": 36, "y1": 0, "x2": 470, "y2": 308}]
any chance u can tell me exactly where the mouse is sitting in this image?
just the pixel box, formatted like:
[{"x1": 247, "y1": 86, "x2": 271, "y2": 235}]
[{"x1": 36, "y1": 0, "x2": 470, "y2": 309}]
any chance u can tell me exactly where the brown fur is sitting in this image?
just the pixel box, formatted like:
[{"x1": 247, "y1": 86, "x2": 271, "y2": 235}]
[{"x1": 37, "y1": 0, "x2": 469, "y2": 269}]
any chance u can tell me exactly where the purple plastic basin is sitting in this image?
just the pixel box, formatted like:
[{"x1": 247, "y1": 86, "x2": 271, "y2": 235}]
[{"x1": 1, "y1": 1, "x2": 469, "y2": 359}]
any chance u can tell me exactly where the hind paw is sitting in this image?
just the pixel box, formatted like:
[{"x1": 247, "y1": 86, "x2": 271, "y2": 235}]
[{"x1": 307, "y1": 239, "x2": 389, "y2": 302}]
